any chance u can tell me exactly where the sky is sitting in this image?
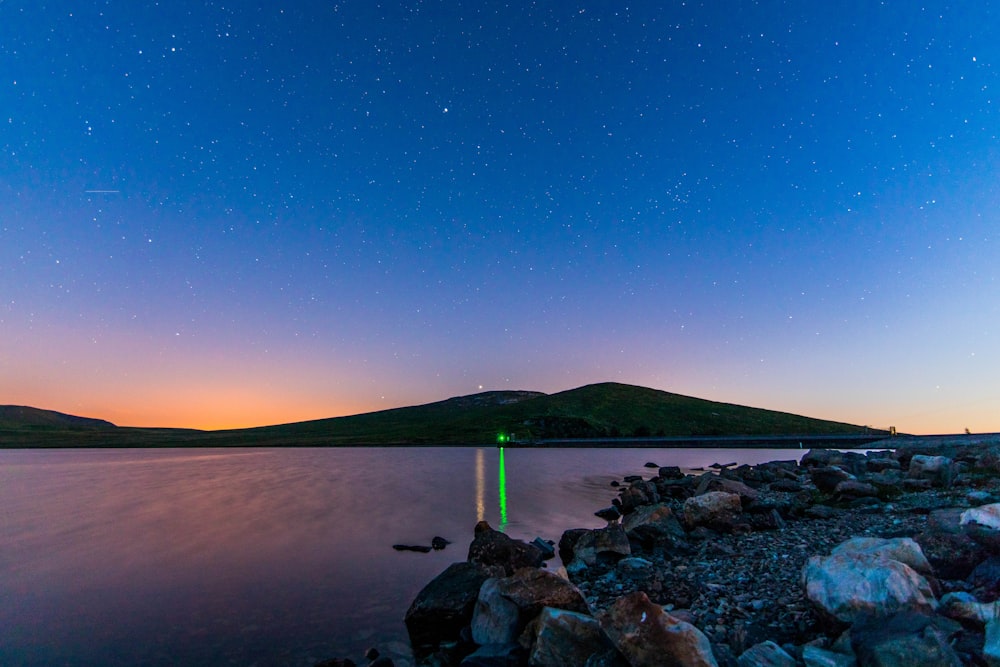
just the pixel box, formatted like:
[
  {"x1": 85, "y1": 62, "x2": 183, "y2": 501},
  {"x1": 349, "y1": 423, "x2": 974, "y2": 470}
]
[{"x1": 1, "y1": 2, "x2": 998, "y2": 433}]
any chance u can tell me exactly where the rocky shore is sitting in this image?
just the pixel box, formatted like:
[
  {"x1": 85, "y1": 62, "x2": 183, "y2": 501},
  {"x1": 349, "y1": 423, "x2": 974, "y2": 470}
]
[{"x1": 329, "y1": 435, "x2": 1000, "y2": 666}]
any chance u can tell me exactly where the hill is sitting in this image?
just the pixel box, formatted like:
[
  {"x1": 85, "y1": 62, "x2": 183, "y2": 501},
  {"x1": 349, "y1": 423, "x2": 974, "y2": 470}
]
[
  {"x1": 0, "y1": 405, "x2": 117, "y2": 430},
  {"x1": 0, "y1": 383, "x2": 885, "y2": 448}
]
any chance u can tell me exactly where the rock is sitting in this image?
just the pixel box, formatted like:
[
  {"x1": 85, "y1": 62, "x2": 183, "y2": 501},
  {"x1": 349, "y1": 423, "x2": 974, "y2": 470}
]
[
  {"x1": 809, "y1": 466, "x2": 855, "y2": 494},
  {"x1": 616, "y1": 556, "x2": 654, "y2": 576},
  {"x1": 526, "y1": 607, "x2": 626, "y2": 667},
  {"x1": 940, "y1": 591, "x2": 1000, "y2": 625},
  {"x1": 986, "y1": 617, "x2": 1000, "y2": 667},
  {"x1": 769, "y1": 479, "x2": 803, "y2": 493},
  {"x1": 659, "y1": 466, "x2": 685, "y2": 480},
  {"x1": 459, "y1": 642, "x2": 525, "y2": 666},
  {"x1": 471, "y1": 568, "x2": 589, "y2": 645},
  {"x1": 568, "y1": 524, "x2": 631, "y2": 569},
  {"x1": 600, "y1": 591, "x2": 718, "y2": 667},
  {"x1": 969, "y1": 556, "x2": 1000, "y2": 600},
  {"x1": 595, "y1": 506, "x2": 622, "y2": 522},
  {"x1": 364, "y1": 647, "x2": 379, "y2": 660},
  {"x1": 802, "y1": 538, "x2": 938, "y2": 624},
  {"x1": 405, "y1": 561, "x2": 503, "y2": 649},
  {"x1": 736, "y1": 640, "x2": 796, "y2": 667},
  {"x1": 867, "y1": 457, "x2": 901, "y2": 473},
  {"x1": 530, "y1": 537, "x2": 556, "y2": 560},
  {"x1": 829, "y1": 537, "x2": 933, "y2": 575},
  {"x1": 618, "y1": 480, "x2": 659, "y2": 513},
  {"x1": 622, "y1": 502, "x2": 686, "y2": 548},
  {"x1": 914, "y1": 525, "x2": 986, "y2": 580},
  {"x1": 432, "y1": 536, "x2": 451, "y2": 550},
  {"x1": 393, "y1": 544, "x2": 432, "y2": 553},
  {"x1": 832, "y1": 480, "x2": 878, "y2": 502},
  {"x1": 468, "y1": 521, "x2": 545, "y2": 575},
  {"x1": 682, "y1": 491, "x2": 742, "y2": 530},
  {"x1": 804, "y1": 504, "x2": 839, "y2": 520},
  {"x1": 558, "y1": 528, "x2": 589, "y2": 564},
  {"x1": 962, "y1": 503, "x2": 1000, "y2": 531},
  {"x1": 909, "y1": 454, "x2": 954, "y2": 485},
  {"x1": 644, "y1": 461, "x2": 660, "y2": 468},
  {"x1": 849, "y1": 611, "x2": 963, "y2": 667},
  {"x1": 801, "y1": 449, "x2": 843, "y2": 468},
  {"x1": 703, "y1": 476, "x2": 760, "y2": 505},
  {"x1": 800, "y1": 644, "x2": 856, "y2": 667}
]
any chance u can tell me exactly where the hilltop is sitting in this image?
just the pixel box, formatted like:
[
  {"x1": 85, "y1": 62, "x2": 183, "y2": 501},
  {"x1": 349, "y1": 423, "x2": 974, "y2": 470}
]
[{"x1": 0, "y1": 382, "x2": 884, "y2": 448}]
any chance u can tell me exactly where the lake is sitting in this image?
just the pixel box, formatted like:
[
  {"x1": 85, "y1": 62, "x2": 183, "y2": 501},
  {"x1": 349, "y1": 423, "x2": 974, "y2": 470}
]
[{"x1": 0, "y1": 446, "x2": 805, "y2": 666}]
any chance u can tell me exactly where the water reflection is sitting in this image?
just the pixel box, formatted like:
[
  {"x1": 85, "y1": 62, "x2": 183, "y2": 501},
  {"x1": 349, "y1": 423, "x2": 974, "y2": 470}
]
[
  {"x1": 498, "y1": 447, "x2": 508, "y2": 531},
  {"x1": 475, "y1": 448, "x2": 485, "y2": 522}
]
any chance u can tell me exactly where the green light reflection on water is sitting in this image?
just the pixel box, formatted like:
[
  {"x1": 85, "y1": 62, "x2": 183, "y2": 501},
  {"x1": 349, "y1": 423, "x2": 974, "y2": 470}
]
[{"x1": 498, "y1": 447, "x2": 508, "y2": 531}]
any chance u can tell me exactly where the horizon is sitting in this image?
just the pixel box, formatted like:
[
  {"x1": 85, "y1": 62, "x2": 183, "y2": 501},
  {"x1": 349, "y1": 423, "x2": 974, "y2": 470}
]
[
  {"x1": 2, "y1": 3, "x2": 997, "y2": 435},
  {"x1": 2, "y1": 380, "x2": 982, "y2": 435}
]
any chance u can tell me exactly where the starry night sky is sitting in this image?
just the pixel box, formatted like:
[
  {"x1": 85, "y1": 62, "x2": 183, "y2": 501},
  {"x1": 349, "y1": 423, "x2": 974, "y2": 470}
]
[{"x1": 2, "y1": 2, "x2": 998, "y2": 432}]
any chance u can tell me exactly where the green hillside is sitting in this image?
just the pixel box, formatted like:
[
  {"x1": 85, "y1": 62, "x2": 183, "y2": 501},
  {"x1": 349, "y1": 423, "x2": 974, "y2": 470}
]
[{"x1": 1, "y1": 383, "x2": 883, "y2": 448}]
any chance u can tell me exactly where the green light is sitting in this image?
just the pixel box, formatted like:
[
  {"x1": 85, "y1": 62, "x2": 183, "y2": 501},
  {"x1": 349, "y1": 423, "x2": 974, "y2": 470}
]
[
  {"x1": 498, "y1": 447, "x2": 508, "y2": 531},
  {"x1": 497, "y1": 432, "x2": 509, "y2": 444}
]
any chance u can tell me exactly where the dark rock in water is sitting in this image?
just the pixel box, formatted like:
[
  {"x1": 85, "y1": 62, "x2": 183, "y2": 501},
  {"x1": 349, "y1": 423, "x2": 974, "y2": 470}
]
[
  {"x1": 432, "y1": 536, "x2": 451, "y2": 550},
  {"x1": 558, "y1": 528, "x2": 589, "y2": 564},
  {"x1": 531, "y1": 537, "x2": 556, "y2": 560},
  {"x1": 404, "y1": 561, "x2": 503, "y2": 650},
  {"x1": 658, "y1": 465, "x2": 684, "y2": 480},
  {"x1": 710, "y1": 461, "x2": 736, "y2": 470},
  {"x1": 644, "y1": 461, "x2": 660, "y2": 468},
  {"x1": 468, "y1": 521, "x2": 545, "y2": 575},
  {"x1": 623, "y1": 475, "x2": 644, "y2": 484},
  {"x1": 393, "y1": 544, "x2": 432, "y2": 553},
  {"x1": 850, "y1": 611, "x2": 963, "y2": 667},
  {"x1": 610, "y1": 480, "x2": 620, "y2": 487},
  {"x1": 595, "y1": 506, "x2": 622, "y2": 522}
]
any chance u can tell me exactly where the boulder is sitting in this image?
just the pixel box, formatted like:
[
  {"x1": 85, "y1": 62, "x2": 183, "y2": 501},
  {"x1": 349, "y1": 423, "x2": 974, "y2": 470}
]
[
  {"x1": 829, "y1": 537, "x2": 933, "y2": 575},
  {"x1": 683, "y1": 491, "x2": 742, "y2": 530},
  {"x1": 969, "y1": 556, "x2": 1000, "y2": 600},
  {"x1": 468, "y1": 521, "x2": 545, "y2": 575},
  {"x1": 568, "y1": 524, "x2": 631, "y2": 569},
  {"x1": 470, "y1": 568, "x2": 589, "y2": 645},
  {"x1": 526, "y1": 607, "x2": 626, "y2": 667},
  {"x1": 558, "y1": 528, "x2": 589, "y2": 564},
  {"x1": 703, "y1": 476, "x2": 760, "y2": 505},
  {"x1": 769, "y1": 479, "x2": 803, "y2": 493},
  {"x1": 658, "y1": 465, "x2": 685, "y2": 480},
  {"x1": 849, "y1": 611, "x2": 963, "y2": 667},
  {"x1": 986, "y1": 617, "x2": 1000, "y2": 667},
  {"x1": 809, "y1": 466, "x2": 855, "y2": 494},
  {"x1": 459, "y1": 642, "x2": 525, "y2": 666},
  {"x1": 832, "y1": 480, "x2": 878, "y2": 502},
  {"x1": 600, "y1": 592, "x2": 717, "y2": 667},
  {"x1": 405, "y1": 561, "x2": 504, "y2": 649},
  {"x1": 801, "y1": 449, "x2": 843, "y2": 467},
  {"x1": 800, "y1": 644, "x2": 856, "y2": 667},
  {"x1": 909, "y1": 454, "x2": 953, "y2": 485},
  {"x1": 618, "y1": 480, "x2": 659, "y2": 513},
  {"x1": 622, "y1": 502, "x2": 686, "y2": 548},
  {"x1": 736, "y1": 640, "x2": 796, "y2": 667},
  {"x1": 940, "y1": 591, "x2": 1000, "y2": 625},
  {"x1": 802, "y1": 538, "x2": 938, "y2": 624},
  {"x1": 962, "y1": 503, "x2": 1000, "y2": 531}
]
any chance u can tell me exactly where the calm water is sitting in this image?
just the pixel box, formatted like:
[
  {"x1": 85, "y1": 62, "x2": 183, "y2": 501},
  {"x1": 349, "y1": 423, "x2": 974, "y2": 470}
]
[{"x1": 0, "y1": 447, "x2": 803, "y2": 666}]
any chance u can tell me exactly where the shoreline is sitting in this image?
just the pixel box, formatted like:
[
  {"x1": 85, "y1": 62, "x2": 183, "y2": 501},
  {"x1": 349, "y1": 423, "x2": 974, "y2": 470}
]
[{"x1": 387, "y1": 434, "x2": 1000, "y2": 667}]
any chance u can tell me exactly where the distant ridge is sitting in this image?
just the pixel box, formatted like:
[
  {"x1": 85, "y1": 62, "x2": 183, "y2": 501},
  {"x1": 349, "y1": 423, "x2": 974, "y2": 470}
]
[
  {"x1": 0, "y1": 405, "x2": 117, "y2": 430},
  {"x1": 1, "y1": 382, "x2": 885, "y2": 448}
]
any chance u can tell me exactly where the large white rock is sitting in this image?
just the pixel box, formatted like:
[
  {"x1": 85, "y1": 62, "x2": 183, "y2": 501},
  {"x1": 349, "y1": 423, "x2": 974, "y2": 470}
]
[
  {"x1": 909, "y1": 454, "x2": 952, "y2": 481},
  {"x1": 962, "y1": 503, "x2": 1000, "y2": 531},
  {"x1": 830, "y1": 537, "x2": 933, "y2": 575},
  {"x1": 802, "y1": 538, "x2": 938, "y2": 624}
]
